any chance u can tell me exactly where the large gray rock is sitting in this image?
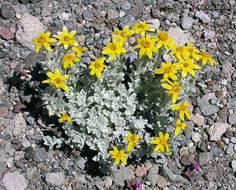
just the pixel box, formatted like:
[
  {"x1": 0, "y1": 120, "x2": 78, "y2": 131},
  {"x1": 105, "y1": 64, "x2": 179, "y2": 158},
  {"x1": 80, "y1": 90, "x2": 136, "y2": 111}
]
[
  {"x1": 13, "y1": 113, "x2": 27, "y2": 136},
  {"x1": 111, "y1": 166, "x2": 135, "y2": 186},
  {"x1": 33, "y1": 148, "x2": 47, "y2": 162},
  {"x1": 147, "y1": 164, "x2": 159, "y2": 186},
  {"x1": 45, "y1": 172, "x2": 65, "y2": 186},
  {"x1": 197, "y1": 93, "x2": 218, "y2": 116},
  {"x1": 16, "y1": 13, "x2": 45, "y2": 50},
  {"x1": 208, "y1": 122, "x2": 227, "y2": 141},
  {"x1": 3, "y1": 171, "x2": 27, "y2": 190}
]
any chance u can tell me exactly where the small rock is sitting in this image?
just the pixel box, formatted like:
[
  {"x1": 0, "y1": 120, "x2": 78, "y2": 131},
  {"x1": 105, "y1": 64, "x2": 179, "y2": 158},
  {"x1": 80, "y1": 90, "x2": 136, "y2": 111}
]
[
  {"x1": 26, "y1": 167, "x2": 36, "y2": 180},
  {"x1": 119, "y1": 14, "x2": 135, "y2": 28},
  {"x1": 162, "y1": 165, "x2": 189, "y2": 184},
  {"x1": 121, "y1": 2, "x2": 131, "y2": 11},
  {"x1": 151, "y1": 6, "x2": 161, "y2": 18},
  {"x1": 30, "y1": 170, "x2": 41, "y2": 185},
  {"x1": 45, "y1": 172, "x2": 65, "y2": 186},
  {"x1": 197, "y1": 93, "x2": 218, "y2": 116},
  {"x1": 0, "y1": 106, "x2": 9, "y2": 118},
  {"x1": 107, "y1": 9, "x2": 119, "y2": 20},
  {"x1": 75, "y1": 174, "x2": 86, "y2": 184},
  {"x1": 147, "y1": 164, "x2": 159, "y2": 186},
  {"x1": 181, "y1": 15, "x2": 193, "y2": 30},
  {"x1": 76, "y1": 157, "x2": 86, "y2": 169},
  {"x1": 16, "y1": 13, "x2": 45, "y2": 50},
  {"x1": 0, "y1": 162, "x2": 7, "y2": 178},
  {"x1": 197, "y1": 152, "x2": 213, "y2": 165},
  {"x1": 24, "y1": 147, "x2": 33, "y2": 160},
  {"x1": 218, "y1": 107, "x2": 228, "y2": 118},
  {"x1": 226, "y1": 143, "x2": 234, "y2": 155},
  {"x1": 231, "y1": 160, "x2": 236, "y2": 172},
  {"x1": 41, "y1": 6, "x2": 51, "y2": 17},
  {"x1": 195, "y1": 10, "x2": 211, "y2": 23},
  {"x1": 135, "y1": 164, "x2": 147, "y2": 178},
  {"x1": 229, "y1": 114, "x2": 236, "y2": 125},
  {"x1": 104, "y1": 176, "x2": 112, "y2": 188},
  {"x1": 208, "y1": 122, "x2": 227, "y2": 141},
  {"x1": 3, "y1": 171, "x2": 27, "y2": 190},
  {"x1": 181, "y1": 154, "x2": 195, "y2": 166},
  {"x1": 156, "y1": 175, "x2": 169, "y2": 188},
  {"x1": 192, "y1": 113, "x2": 205, "y2": 127},
  {"x1": 204, "y1": 30, "x2": 215, "y2": 39},
  {"x1": 33, "y1": 148, "x2": 47, "y2": 162},
  {"x1": 168, "y1": 27, "x2": 189, "y2": 45},
  {"x1": 112, "y1": 166, "x2": 135, "y2": 186},
  {"x1": 191, "y1": 132, "x2": 201, "y2": 143},
  {"x1": 13, "y1": 113, "x2": 27, "y2": 136},
  {"x1": 1, "y1": 5, "x2": 15, "y2": 19},
  {"x1": 0, "y1": 28, "x2": 14, "y2": 40},
  {"x1": 82, "y1": 10, "x2": 95, "y2": 22},
  {"x1": 204, "y1": 172, "x2": 216, "y2": 181},
  {"x1": 147, "y1": 19, "x2": 160, "y2": 30},
  {"x1": 59, "y1": 12, "x2": 71, "y2": 21}
]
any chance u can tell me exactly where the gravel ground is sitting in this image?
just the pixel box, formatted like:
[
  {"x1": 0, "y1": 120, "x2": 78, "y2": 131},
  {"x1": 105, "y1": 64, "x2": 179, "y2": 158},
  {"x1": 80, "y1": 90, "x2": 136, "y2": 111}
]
[{"x1": 0, "y1": 0, "x2": 236, "y2": 189}]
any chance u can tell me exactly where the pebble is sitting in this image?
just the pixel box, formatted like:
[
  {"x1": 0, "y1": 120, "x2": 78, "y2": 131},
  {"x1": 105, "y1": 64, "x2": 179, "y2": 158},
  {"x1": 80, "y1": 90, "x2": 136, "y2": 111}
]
[
  {"x1": 228, "y1": 114, "x2": 236, "y2": 124},
  {"x1": 76, "y1": 157, "x2": 86, "y2": 170},
  {"x1": 15, "y1": 13, "x2": 45, "y2": 50},
  {"x1": 147, "y1": 164, "x2": 159, "y2": 186},
  {"x1": 204, "y1": 172, "x2": 216, "y2": 181},
  {"x1": 226, "y1": 143, "x2": 234, "y2": 155},
  {"x1": 3, "y1": 171, "x2": 27, "y2": 190},
  {"x1": 197, "y1": 152, "x2": 213, "y2": 165},
  {"x1": 168, "y1": 27, "x2": 188, "y2": 46},
  {"x1": 41, "y1": 6, "x2": 51, "y2": 17},
  {"x1": 135, "y1": 164, "x2": 147, "y2": 178},
  {"x1": 181, "y1": 15, "x2": 193, "y2": 30},
  {"x1": 147, "y1": 19, "x2": 160, "y2": 30},
  {"x1": 45, "y1": 172, "x2": 65, "y2": 186},
  {"x1": 82, "y1": 10, "x2": 95, "y2": 22},
  {"x1": 112, "y1": 166, "x2": 135, "y2": 186},
  {"x1": 197, "y1": 93, "x2": 219, "y2": 116},
  {"x1": 26, "y1": 167, "x2": 36, "y2": 180},
  {"x1": 0, "y1": 28, "x2": 14, "y2": 40},
  {"x1": 156, "y1": 175, "x2": 169, "y2": 188},
  {"x1": 195, "y1": 10, "x2": 211, "y2": 23},
  {"x1": 33, "y1": 148, "x2": 47, "y2": 162},
  {"x1": 192, "y1": 113, "x2": 205, "y2": 127},
  {"x1": 1, "y1": 5, "x2": 15, "y2": 19},
  {"x1": 151, "y1": 6, "x2": 161, "y2": 18},
  {"x1": 120, "y1": 2, "x2": 131, "y2": 11},
  {"x1": 0, "y1": 106, "x2": 9, "y2": 118},
  {"x1": 208, "y1": 122, "x2": 227, "y2": 141},
  {"x1": 13, "y1": 113, "x2": 27, "y2": 136},
  {"x1": 104, "y1": 176, "x2": 112, "y2": 188},
  {"x1": 107, "y1": 9, "x2": 119, "y2": 20},
  {"x1": 119, "y1": 14, "x2": 135, "y2": 28},
  {"x1": 162, "y1": 165, "x2": 189, "y2": 184},
  {"x1": 231, "y1": 160, "x2": 236, "y2": 172},
  {"x1": 181, "y1": 154, "x2": 195, "y2": 166},
  {"x1": 191, "y1": 132, "x2": 201, "y2": 143},
  {"x1": 204, "y1": 30, "x2": 216, "y2": 40}
]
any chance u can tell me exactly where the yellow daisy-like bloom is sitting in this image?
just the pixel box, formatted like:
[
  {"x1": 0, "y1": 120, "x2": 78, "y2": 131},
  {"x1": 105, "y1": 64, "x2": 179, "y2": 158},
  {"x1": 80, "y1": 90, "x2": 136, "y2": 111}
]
[
  {"x1": 133, "y1": 34, "x2": 158, "y2": 59},
  {"x1": 125, "y1": 131, "x2": 140, "y2": 152},
  {"x1": 89, "y1": 57, "x2": 107, "y2": 79},
  {"x1": 162, "y1": 80, "x2": 182, "y2": 104},
  {"x1": 200, "y1": 52, "x2": 217, "y2": 66},
  {"x1": 186, "y1": 42, "x2": 201, "y2": 61},
  {"x1": 109, "y1": 146, "x2": 130, "y2": 165},
  {"x1": 169, "y1": 45, "x2": 190, "y2": 60},
  {"x1": 59, "y1": 112, "x2": 71, "y2": 122},
  {"x1": 154, "y1": 61, "x2": 178, "y2": 81},
  {"x1": 54, "y1": 25, "x2": 78, "y2": 49},
  {"x1": 176, "y1": 58, "x2": 201, "y2": 78},
  {"x1": 174, "y1": 119, "x2": 187, "y2": 136},
  {"x1": 112, "y1": 25, "x2": 134, "y2": 45},
  {"x1": 102, "y1": 38, "x2": 127, "y2": 61},
  {"x1": 62, "y1": 53, "x2": 80, "y2": 69},
  {"x1": 72, "y1": 46, "x2": 86, "y2": 57},
  {"x1": 170, "y1": 101, "x2": 191, "y2": 120},
  {"x1": 150, "y1": 132, "x2": 169, "y2": 153},
  {"x1": 32, "y1": 32, "x2": 56, "y2": 53},
  {"x1": 132, "y1": 21, "x2": 152, "y2": 35},
  {"x1": 155, "y1": 29, "x2": 176, "y2": 51},
  {"x1": 42, "y1": 68, "x2": 69, "y2": 91}
]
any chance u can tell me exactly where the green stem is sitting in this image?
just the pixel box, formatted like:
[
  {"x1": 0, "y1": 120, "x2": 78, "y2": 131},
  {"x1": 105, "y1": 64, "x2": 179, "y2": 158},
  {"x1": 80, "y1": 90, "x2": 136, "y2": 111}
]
[{"x1": 153, "y1": 46, "x2": 163, "y2": 70}]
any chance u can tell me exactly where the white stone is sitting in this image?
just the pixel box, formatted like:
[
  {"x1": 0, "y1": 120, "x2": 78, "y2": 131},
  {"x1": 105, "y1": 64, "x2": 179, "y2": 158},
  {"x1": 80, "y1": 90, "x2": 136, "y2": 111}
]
[
  {"x1": 208, "y1": 122, "x2": 227, "y2": 141},
  {"x1": 191, "y1": 132, "x2": 201, "y2": 143},
  {"x1": 3, "y1": 171, "x2": 27, "y2": 190},
  {"x1": 45, "y1": 172, "x2": 65, "y2": 186},
  {"x1": 59, "y1": 12, "x2": 71, "y2": 21},
  {"x1": 147, "y1": 19, "x2": 160, "y2": 30},
  {"x1": 22, "y1": 140, "x2": 31, "y2": 148},
  {"x1": 16, "y1": 13, "x2": 45, "y2": 50},
  {"x1": 192, "y1": 113, "x2": 205, "y2": 127},
  {"x1": 231, "y1": 160, "x2": 236, "y2": 172}
]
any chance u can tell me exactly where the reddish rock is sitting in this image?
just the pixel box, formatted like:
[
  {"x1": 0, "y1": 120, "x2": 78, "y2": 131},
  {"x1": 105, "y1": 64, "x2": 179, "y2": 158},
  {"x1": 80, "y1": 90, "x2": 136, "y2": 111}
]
[
  {"x1": 135, "y1": 164, "x2": 147, "y2": 177},
  {"x1": 0, "y1": 106, "x2": 8, "y2": 118},
  {"x1": 0, "y1": 28, "x2": 14, "y2": 40}
]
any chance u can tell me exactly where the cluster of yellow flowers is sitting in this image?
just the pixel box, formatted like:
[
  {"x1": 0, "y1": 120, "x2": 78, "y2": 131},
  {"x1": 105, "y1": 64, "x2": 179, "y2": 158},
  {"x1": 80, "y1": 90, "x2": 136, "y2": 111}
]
[{"x1": 33, "y1": 21, "x2": 217, "y2": 166}]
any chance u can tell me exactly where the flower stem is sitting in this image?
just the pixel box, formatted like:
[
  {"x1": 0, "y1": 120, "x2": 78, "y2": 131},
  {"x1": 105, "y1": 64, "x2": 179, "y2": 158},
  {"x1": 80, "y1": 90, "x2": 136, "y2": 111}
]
[{"x1": 153, "y1": 46, "x2": 163, "y2": 70}]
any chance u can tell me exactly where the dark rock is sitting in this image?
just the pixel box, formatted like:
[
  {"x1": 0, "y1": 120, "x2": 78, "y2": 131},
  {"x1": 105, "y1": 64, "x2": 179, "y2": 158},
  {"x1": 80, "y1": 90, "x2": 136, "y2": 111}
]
[
  {"x1": 24, "y1": 52, "x2": 45, "y2": 70},
  {"x1": 15, "y1": 160, "x2": 25, "y2": 169},
  {"x1": 181, "y1": 154, "x2": 195, "y2": 166},
  {"x1": 151, "y1": 6, "x2": 161, "y2": 18},
  {"x1": 82, "y1": 0, "x2": 90, "y2": 5},
  {"x1": 82, "y1": 10, "x2": 95, "y2": 22},
  {"x1": 24, "y1": 147, "x2": 33, "y2": 160},
  {"x1": 14, "y1": 102, "x2": 27, "y2": 113},
  {"x1": 1, "y1": 6, "x2": 14, "y2": 19},
  {"x1": 19, "y1": 0, "x2": 30, "y2": 5}
]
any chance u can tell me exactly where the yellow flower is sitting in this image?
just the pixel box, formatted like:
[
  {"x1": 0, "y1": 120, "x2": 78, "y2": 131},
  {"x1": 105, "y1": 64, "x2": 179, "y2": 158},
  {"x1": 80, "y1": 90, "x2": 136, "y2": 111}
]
[
  {"x1": 125, "y1": 131, "x2": 140, "y2": 152},
  {"x1": 170, "y1": 101, "x2": 191, "y2": 120},
  {"x1": 32, "y1": 32, "x2": 56, "y2": 53},
  {"x1": 89, "y1": 57, "x2": 107, "y2": 79},
  {"x1": 132, "y1": 21, "x2": 153, "y2": 35},
  {"x1": 102, "y1": 38, "x2": 127, "y2": 61},
  {"x1": 59, "y1": 112, "x2": 71, "y2": 122},
  {"x1": 169, "y1": 45, "x2": 190, "y2": 60},
  {"x1": 42, "y1": 68, "x2": 69, "y2": 91},
  {"x1": 199, "y1": 52, "x2": 216, "y2": 66},
  {"x1": 186, "y1": 42, "x2": 201, "y2": 61},
  {"x1": 72, "y1": 46, "x2": 86, "y2": 57},
  {"x1": 162, "y1": 80, "x2": 182, "y2": 104},
  {"x1": 62, "y1": 53, "x2": 80, "y2": 69},
  {"x1": 154, "y1": 29, "x2": 175, "y2": 51},
  {"x1": 54, "y1": 25, "x2": 78, "y2": 49},
  {"x1": 109, "y1": 146, "x2": 130, "y2": 165},
  {"x1": 112, "y1": 25, "x2": 134, "y2": 45},
  {"x1": 175, "y1": 58, "x2": 201, "y2": 78},
  {"x1": 174, "y1": 119, "x2": 187, "y2": 136},
  {"x1": 133, "y1": 34, "x2": 158, "y2": 59},
  {"x1": 154, "y1": 61, "x2": 178, "y2": 81},
  {"x1": 150, "y1": 132, "x2": 169, "y2": 153}
]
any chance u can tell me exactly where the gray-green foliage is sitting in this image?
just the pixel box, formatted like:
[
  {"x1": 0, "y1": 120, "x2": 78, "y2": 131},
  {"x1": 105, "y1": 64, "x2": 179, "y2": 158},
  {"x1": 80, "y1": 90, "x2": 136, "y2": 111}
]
[{"x1": 41, "y1": 51, "x2": 195, "y2": 169}]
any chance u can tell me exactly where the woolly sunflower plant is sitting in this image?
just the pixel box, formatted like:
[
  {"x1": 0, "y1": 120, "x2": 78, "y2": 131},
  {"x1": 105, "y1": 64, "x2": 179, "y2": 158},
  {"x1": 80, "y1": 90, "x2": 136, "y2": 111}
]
[{"x1": 33, "y1": 22, "x2": 216, "y2": 172}]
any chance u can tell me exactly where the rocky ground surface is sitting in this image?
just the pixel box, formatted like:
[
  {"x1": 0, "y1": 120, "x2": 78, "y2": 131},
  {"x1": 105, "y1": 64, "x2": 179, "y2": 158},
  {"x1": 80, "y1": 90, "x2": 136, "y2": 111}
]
[{"x1": 0, "y1": 0, "x2": 236, "y2": 189}]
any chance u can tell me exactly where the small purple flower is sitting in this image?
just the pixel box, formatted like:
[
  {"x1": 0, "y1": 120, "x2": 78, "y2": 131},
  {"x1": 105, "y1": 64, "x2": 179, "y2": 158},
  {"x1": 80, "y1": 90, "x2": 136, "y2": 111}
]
[
  {"x1": 136, "y1": 181, "x2": 142, "y2": 190},
  {"x1": 193, "y1": 162, "x2": 200, "y2": 170}
]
